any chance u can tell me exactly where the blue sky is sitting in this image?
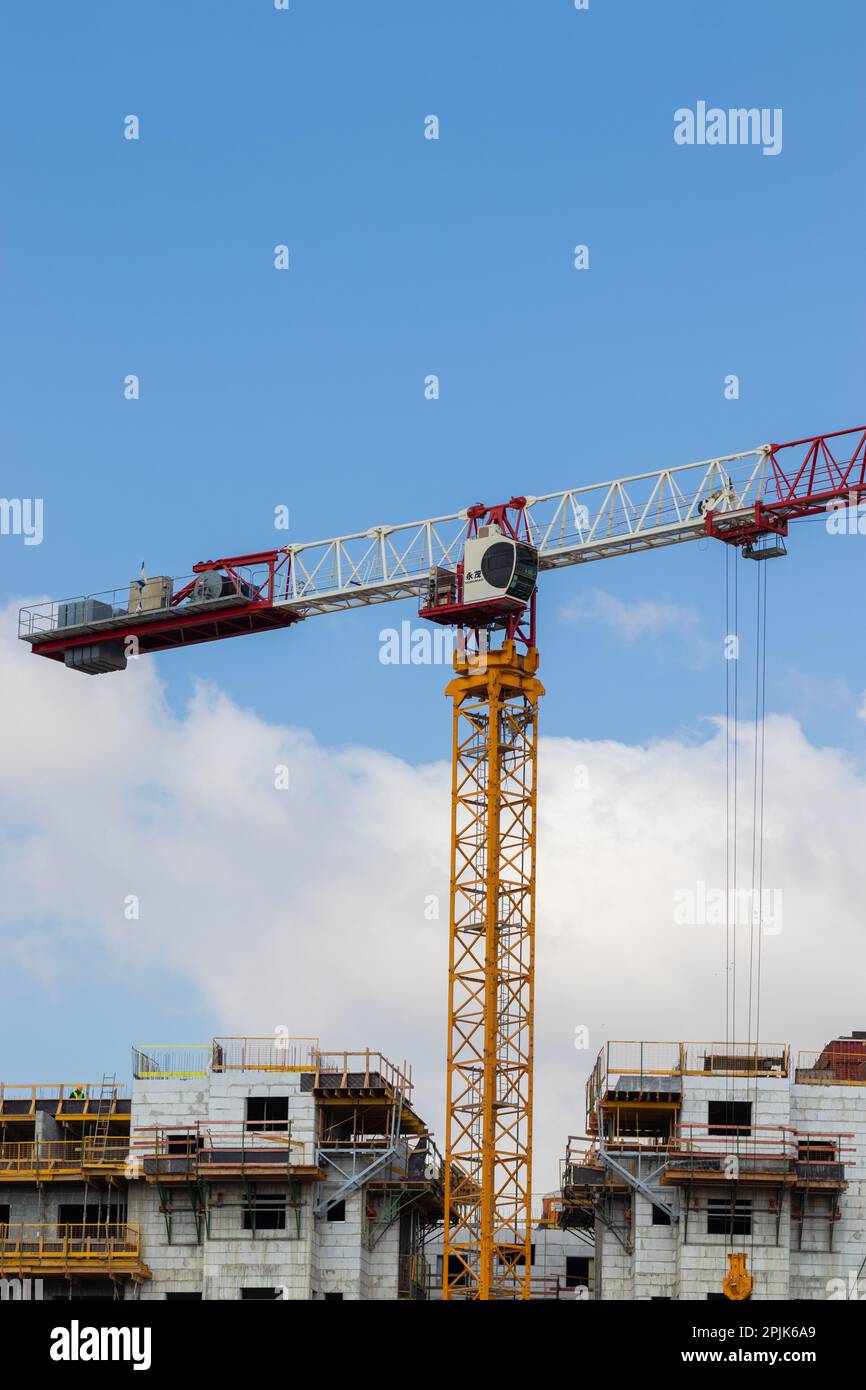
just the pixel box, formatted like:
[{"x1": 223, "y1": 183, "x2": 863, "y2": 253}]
[{"x1": 1, "y1": 3, "x2": 865, "y2": 1105}]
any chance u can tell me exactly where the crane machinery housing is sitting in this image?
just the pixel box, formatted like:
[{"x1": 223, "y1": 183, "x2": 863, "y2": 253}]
[{"x1": 17, "y1": 424, "x2": 866, "y2": 1299}]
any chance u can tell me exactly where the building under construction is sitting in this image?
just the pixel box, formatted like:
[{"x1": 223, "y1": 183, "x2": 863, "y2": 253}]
[
  {"x1": 558, "y1": 1033, "x2": 866, "y2": 1300},
  {"x1": 0, "y1": 1036, "x2": 444, "y2": 1301}
]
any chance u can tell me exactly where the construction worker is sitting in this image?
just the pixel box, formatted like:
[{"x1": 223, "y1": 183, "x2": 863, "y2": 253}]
[{"x1": 70, "y1": 1085, "x2": 86, "y2": 1100}]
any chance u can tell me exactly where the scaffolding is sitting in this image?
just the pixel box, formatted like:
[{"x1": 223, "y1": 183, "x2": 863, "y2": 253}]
[
  {"x1": 310, "y1": 1061, "x2": 444, "y2": 1297},
  {"x1": 562, "y1": 1044, "x2": 855, "y2": 1290},
  {"x1": 796, "y1": 1046, "x2": 866, "y2": 1084},
  {"x1": 130, "y1": 1040, "x2": 413, "y2": 1099},
  {"x1": 131, "y1": 1121, "x2": 320, "y2": 1246},
  {"x1": 0, "y1": 1138, "x2": 128, "y2": 1181},
  {"x1": 0, "y1": 1223, "x2": 148, "y2": 1279},
  {"x1": 0, "y1": 1081, "x2": 130, "y2": 1121},
  {"x1": 0, "y1": 1073, "x2": 133, "y2": 1294}
]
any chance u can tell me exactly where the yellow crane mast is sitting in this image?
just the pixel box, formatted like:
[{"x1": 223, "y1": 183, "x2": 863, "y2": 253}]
[{"x1": 443, "y1": 640, "x2": 544, "y2": 1299}]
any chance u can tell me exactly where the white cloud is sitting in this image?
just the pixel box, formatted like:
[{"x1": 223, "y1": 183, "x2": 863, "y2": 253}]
[
  {"x1": 559, "y1": 586, "x2": 698, "y2": 640},
  {"x1": 1, "y1": 605, "x2": 865, "y2": 1190}
]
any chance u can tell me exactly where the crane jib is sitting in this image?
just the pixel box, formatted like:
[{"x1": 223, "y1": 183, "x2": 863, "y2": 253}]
[{"x1": 16, "y1": 425, "x2": 866, "y2": 671}]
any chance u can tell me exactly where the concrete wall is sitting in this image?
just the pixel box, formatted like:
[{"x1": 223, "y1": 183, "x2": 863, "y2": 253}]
[
  {"x1": 313, "y1": 1189, "x2": 366, "y2": 1300},
  {"x1": 789, "y1": 1081, "x2": 866, "y2": 1300}
]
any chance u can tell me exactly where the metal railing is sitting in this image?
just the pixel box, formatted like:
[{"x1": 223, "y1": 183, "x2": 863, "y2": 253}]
[
  {"x1": 212, "y1": 1037, "x2": 320, "y2": 1072},
  {"x1": 562, "y1": 1135, "x2": 600, "y2": 1177},
  {"x1": 0, "y1": 1224, "x2": 144, "y2": 1273},
  {"x1": 0, "y1": 1139, "x2": 129, "y2": 1177},
  {"x1": 560, "y1": 1135, "x2": 645, "y2": 1206},
  {"x1": 796, "y1": 1048, "x2": 866, "y2": 1085},
  {"x1": 587, "y1": 1040, "x2": 791, "y2": 1120},
  {"x1": 132, "y1": 1122, "x2": 316, "y2": 1176},
  {"x1": 18, "y1": 564, "x2": 274, "y2": 642},
  {"x1": 682, "y1": 1042, "x2": 789, "y2": 1076},
  {"x1": 0, "y1": 1082, "x2": 127, "y2": 1112},
  {"x1": 586, "y1": 1041, "x2": 683, "y2": 1119},
  {"x1": 793, "y1": 1132, "x2": 853, "y2": 1184},
  {"x1": 132, "y1": 1046, "x2": 211, "y2": 1079},
  {"x1": 130, "y1": 1040, "x2": 413, "y2": 1096},
  {"x1": 664, "y1": 1125, "x2": 852, "y2": 1182},
  {"x1": 310, "y1": 1051, "x2": 414, "y2": 1103},
  {"x1": 665, "y1": 1123, "x2": 795, "y2": 1179}
]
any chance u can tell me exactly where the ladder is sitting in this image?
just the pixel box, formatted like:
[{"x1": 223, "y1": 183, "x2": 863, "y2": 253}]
[
  {"x1": 80, "y1": 1074, "x2": 119, "y2": 1243},
  {"x1": 89, "y1": 1073, "x2": 116, "y2": 1163}
]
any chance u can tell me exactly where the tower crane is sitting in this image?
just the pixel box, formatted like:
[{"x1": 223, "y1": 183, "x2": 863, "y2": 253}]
[{"x1": 18, "y1": 424, "x2": 866, "y2": 1299}]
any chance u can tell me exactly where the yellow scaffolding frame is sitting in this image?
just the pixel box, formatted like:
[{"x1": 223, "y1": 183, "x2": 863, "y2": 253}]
[
  {"x1": 0, "y1": 1138, "x2": 129, "y2": 1181},
  {"x1": 0, "y1": 1223, "x2": 148, "y2": 1278}
]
